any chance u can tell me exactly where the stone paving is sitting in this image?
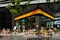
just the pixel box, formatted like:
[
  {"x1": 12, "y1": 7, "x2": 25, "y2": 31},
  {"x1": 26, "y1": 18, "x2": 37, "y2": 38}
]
[{"x1": 0, "y1": 33, "x2": 59, "y2": 40}]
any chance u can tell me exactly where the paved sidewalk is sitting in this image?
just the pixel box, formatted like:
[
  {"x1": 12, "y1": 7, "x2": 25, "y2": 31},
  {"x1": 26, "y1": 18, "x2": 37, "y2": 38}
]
[{"x1": 0, "y1": 32, "x2": 60, "y2": 40}]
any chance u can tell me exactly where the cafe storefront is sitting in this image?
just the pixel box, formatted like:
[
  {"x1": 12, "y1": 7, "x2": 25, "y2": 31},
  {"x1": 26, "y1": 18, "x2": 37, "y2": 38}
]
[{"x1": 14, "y1": 8, "x2": 54, "y2": 34}]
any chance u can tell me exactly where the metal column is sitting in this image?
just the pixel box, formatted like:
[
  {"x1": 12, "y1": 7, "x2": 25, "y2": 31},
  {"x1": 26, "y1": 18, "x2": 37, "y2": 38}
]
[
  {"x1": 35, "y1": 15, "x2": 41, "y2": 33},
  {"x1": 12, "y1": 14, "x2": 15, "y2": 28}
]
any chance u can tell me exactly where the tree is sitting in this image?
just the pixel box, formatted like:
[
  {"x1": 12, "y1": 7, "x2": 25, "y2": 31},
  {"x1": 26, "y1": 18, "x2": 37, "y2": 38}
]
[
  {"x1": 6, "y1": 0, "x2": 31, "y2": 28},
  {"x1": 6, "y1": 0, "x2": 30, "y2": 14}
]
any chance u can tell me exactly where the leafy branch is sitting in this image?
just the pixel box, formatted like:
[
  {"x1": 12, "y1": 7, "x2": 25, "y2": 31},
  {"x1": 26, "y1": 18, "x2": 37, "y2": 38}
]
[{"x1": 6, "y1": 0, "x2": 30, "y2": 14}]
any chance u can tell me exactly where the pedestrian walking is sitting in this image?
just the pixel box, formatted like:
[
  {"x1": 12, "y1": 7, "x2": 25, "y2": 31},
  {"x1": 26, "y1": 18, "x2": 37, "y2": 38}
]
[{"x1": 13, "y1": 26, "x2": 17, "y2": 34}]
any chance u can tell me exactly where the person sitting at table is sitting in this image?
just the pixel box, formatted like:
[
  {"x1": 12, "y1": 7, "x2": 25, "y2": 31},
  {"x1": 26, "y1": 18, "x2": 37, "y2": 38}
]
[{"x1": 2, "y1": 28, "x2": 7, "y2": 34}]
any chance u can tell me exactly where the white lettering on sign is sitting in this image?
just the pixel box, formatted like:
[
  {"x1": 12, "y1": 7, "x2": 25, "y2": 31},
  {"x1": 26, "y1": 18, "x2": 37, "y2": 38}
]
[{"x1": 54, "y1": 21, "x2": 60, "y2": 24}]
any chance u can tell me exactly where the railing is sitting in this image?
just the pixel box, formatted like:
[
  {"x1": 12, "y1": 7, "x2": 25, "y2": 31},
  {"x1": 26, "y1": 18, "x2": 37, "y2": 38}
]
[
  {"x1": 0, "y1": 1, "x2": 10, "y2": 4},
  {"x1": 0, "y1": 0, "x2": 59, "y2": 7}
]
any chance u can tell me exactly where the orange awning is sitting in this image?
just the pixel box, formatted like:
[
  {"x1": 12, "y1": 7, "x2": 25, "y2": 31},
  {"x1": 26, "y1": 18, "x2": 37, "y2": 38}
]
[{"x1": 14, "y1": 9, "x2": 54, "y2": 20}]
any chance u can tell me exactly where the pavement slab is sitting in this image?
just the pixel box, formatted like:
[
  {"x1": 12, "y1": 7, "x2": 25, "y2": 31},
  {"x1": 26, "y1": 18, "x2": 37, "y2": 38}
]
[{"x1": 0, "y1": 33, "x2": 59, "y2": 40}]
